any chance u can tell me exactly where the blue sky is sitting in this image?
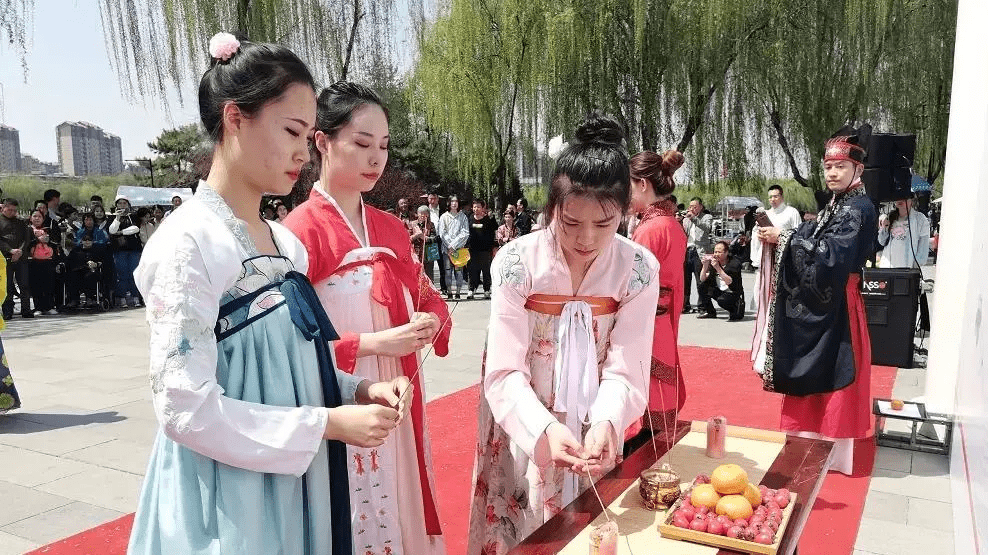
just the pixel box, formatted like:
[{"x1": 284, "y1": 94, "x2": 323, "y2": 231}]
[{"x1": 0, "y1": 2, "x2": 199, "y2": 163}]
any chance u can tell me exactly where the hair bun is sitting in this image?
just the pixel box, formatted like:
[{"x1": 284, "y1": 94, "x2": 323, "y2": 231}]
[
  {"x1": 574, "y1": 113, "x2": 625, "y2": 149},
  {"x1": 660, "y1": 150, "x2": 685, "y2": 175}
]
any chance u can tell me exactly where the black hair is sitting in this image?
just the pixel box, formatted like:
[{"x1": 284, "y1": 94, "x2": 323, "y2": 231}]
[
  {"x1": 689, "y1": 196, "x2": 704, "y2": 206},
  {"x1": 310, "y1": 81, "x2": 389, "y2": 168},
  {"x1": 199, "y1": 36, "x2": 316, "y2": 143},
  {"x1": 544, "y1": 113, "x2": 630, "y2": 226},
  {"x1": 4, "y1": 198, "x2": 19, "y2": 206},
  {"x1": 44, "y1": 189, "x2": 61, "y2": 202},
  {"x1": 90, "y1": 195, "x2": 103, "y2": 204},
  {"x1": 669, "y1": 194, "x2": 677, "y2": 205},
  {"x1": 34, "y1": 200, "x2": 46, "y2": 209},
  {"x1": 768, "y1": 184, "x2": 784, "y2": 195},
  {"x1": 518, "y1": 197, "x2": 528, "y2": 209},
  {"x1": 59, "y1": 203, "x2": 77, "y2": 217},
  {"x1": 472, "y1": 199, "x2": 486, "y2": 208}
]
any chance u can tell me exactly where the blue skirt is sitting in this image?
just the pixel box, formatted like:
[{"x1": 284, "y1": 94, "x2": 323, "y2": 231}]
[{"x1": 128, "y1": 272, "x2": 351, "y2": 555}]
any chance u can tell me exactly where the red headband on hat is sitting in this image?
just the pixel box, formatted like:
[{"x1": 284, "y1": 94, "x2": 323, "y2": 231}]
[{"x1": 824, "y1": 136, "x2": 866, "y2": 165}]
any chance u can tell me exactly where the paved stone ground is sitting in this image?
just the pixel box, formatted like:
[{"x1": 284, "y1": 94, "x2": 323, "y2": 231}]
[{"x1": 0, "y1": 270, "x2": 951, "y2": 554}]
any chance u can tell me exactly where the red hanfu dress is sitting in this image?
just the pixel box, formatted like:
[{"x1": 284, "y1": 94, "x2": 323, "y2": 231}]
[
  {"x1": 632, "y1": 199, "x2": 687, "y2": 422},
  {"x1": 284, "y1": 185, "x2": 452, "y2": 555}
]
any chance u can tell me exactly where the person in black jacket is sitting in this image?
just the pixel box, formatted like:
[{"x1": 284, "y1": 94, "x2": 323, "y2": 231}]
[
  {"x1": 697, "y1": 240, "x2": 745, "y2": 320},
  {"x1": 108, "y1": 197, "x2": 143, "y2": 307},
  {"x1": 0, "y1": 199, "x2": 33, "y2": 318},
  {"x1": 467, "y1": 199, "x2": 497, "y2": 299}
]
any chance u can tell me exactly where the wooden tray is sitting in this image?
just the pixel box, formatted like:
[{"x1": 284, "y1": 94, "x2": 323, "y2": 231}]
[{"x1": 658, "y1": 492, "x2": 798, "y2": 555}]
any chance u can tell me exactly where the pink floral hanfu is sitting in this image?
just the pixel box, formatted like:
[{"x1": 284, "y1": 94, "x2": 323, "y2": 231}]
[{"x1": 466, "y1": 230, "x2": 660, "y2": 555}]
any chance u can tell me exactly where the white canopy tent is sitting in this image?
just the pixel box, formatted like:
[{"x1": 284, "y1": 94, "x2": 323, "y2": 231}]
[{"x1": 114, "y1": 186, "x2": 194, "y2": 207}]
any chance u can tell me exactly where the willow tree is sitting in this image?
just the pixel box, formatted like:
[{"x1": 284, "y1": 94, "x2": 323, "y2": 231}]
[
  {"x1": 736, "y1": 0, "x2": 921, "y2": 189},
  {"x1": 415, "y1": 0, "x2": 546, "y2": 205},
  {"x1": 98, "y1": 0, "x2": 397, "y2": 105},
  {"x1": 873, "y1": 0, "x2": 955, "y2": 187},
  {"x1": 535, "y1": 0, "x2": 675, "y2": 152},
  {"x1": 1, "y1": 0, "x2": 33, "y2": 77}
]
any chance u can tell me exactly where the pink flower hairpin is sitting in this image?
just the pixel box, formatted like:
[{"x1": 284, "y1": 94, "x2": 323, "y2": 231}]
[{"x1": 209, "y1": 32, "x2": 240, "y2": 62}]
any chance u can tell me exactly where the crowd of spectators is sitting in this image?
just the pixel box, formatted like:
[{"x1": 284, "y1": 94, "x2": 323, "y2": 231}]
[
  {"x1": 395, "y1": 194, "x2": 539, "y2": 300},
  {"x1": 0, "y1": 188, "x2": 187, "y2": 317},
  {"x1": 0, "y1": 189, "x2": 303, "y2": 319}
]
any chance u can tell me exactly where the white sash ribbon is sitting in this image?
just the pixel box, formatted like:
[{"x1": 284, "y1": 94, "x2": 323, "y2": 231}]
[{"x1": 552, "y1": 300, "x2": 599, "y2": 504}]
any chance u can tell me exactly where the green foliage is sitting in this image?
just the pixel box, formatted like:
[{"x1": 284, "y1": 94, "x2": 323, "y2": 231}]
[
  {"x1": 0, "y1": 0, "x2": 33, "y2": 79},
  {"x1": 99, "y1": 0, "x2": 398, "y2": 105},
  {"x1": 145, "y1": 123, "x2": 210, "y2": 187},
  {"x1": 0, "y1": 174, "x2": 133, "y2": 210},
  {"x1": 415, "y1": 0, "x2": 547, "y2": 205},
  {"x1": 417, "y1": 0, "x2": 955, "y2": 197}
]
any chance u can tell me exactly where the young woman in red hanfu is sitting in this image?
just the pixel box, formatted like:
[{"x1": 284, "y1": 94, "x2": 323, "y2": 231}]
[
  {"x1": 284, "y1": 82, "x2": 451, "y2": 555},
  {"x1": 628, "y1": 150, "x2": 688, "y2": 434}
]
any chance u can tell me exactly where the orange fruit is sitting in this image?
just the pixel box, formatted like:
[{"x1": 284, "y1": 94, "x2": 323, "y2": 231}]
[
  {"x1": 690, "y1": 483, "x2": 721, "y2": 510},
  {"x1": 743, "y1": 483, "x2": 762, "y2": 506},
  {"x1": 711, "y1": 464, "x2": 748, "y2": 495},
  {"x1": 716, "y1": 494, "x2": 754, "y2": 520}
]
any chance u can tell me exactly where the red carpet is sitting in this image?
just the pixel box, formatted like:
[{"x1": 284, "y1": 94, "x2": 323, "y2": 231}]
[{"x1": 29, "y1": 346, "x2": 895, "y2": 555}]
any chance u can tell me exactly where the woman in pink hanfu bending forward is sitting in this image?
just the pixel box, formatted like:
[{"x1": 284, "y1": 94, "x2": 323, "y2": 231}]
[{"x1": 466, "y1": 114, "x2": 660, "y2": 555}]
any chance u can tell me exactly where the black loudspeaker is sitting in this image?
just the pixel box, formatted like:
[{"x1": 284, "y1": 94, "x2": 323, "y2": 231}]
[
  {"x1": 861, "y1": 133, "x2": 916, "y2": 202},
  {"x1": 861, "y1": 267, "x2": 921, "y2": 368}
]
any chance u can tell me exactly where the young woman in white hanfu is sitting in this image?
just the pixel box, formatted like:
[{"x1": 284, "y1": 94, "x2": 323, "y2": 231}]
[
  {"x1": 466, "y1": 114, "x2": 661, "y2": 555},
  {"x1": 127, "y1": 35, "x2": 410, "y2": 555},
  {"x1": 285, "y1": 82, "x2": 451, "y2": 555}
]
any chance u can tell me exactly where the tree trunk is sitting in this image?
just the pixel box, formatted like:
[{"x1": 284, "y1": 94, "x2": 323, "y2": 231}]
[
  {"x1": 768, "y1": 106, "x2": 810, "y2": 188},
  {"x1": 237, "y1": 0, "x2": 252, "y2": 36},
  {"x1": 677, "y1": 82, "x2": 717, "y2": 152},
  {"x1": 341, "y1": 0, "x2": 364, "y2": 81}
]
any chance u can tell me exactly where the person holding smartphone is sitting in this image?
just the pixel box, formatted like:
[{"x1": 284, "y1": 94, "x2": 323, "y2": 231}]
[{"x1": 697, "y1": 241, "x2": 745, "y2": 320}]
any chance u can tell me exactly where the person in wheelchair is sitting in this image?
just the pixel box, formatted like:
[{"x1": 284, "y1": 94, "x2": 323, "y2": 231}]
[{"x1": 65, "y1": 213, "x2": 109, "y2": 309}]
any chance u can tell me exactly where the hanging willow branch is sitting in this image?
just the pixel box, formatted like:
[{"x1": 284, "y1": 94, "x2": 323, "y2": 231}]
[
  {"x1": 0, "y1": 0, "x2": 34, "y2": 79},
  {"x1": 98, "y1": 0, "x2": 397, "y2": 107}
]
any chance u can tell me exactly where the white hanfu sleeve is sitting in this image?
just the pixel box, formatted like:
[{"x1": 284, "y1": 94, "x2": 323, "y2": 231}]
[
  {"x1": 588, "y1": 250, "x2": 660, "y2": 439},
  {"x1": 137, "y1": 229, "x2": 330, "y2": 477},
  {"x1": 483, "y1": 246, "x2": 557, "y2": 466}
]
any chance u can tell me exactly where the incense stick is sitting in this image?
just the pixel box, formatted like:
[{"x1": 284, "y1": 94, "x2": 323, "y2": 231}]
[
  {"x1": 639, "y1": 362, "x2": 660, "y2": 463},
  {"x1": 396, "y1": 298, "x2": 461, "y2": 407},
  {"x1": 586, "y1": 468, "x2": 615, "y2": 525}
]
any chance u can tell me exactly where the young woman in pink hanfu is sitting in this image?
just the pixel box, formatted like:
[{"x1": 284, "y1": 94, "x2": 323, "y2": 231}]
[{"x1": 466, "y1": 114, "x2": 660, "y2": 555}]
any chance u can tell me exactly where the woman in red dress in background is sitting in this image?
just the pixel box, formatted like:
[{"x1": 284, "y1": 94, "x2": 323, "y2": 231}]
[{"x1": 628, "y1": 150, "x2": 688, "y2": 432}]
